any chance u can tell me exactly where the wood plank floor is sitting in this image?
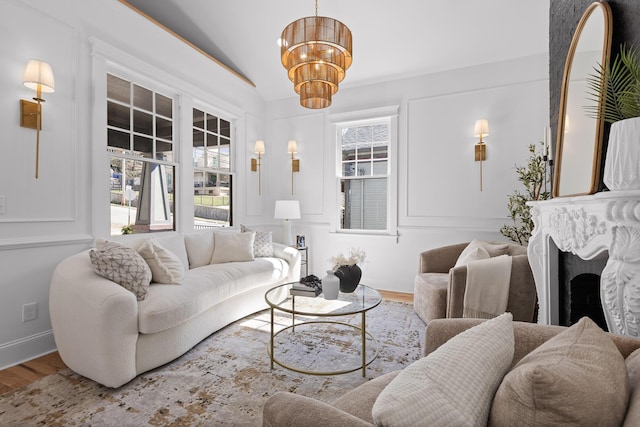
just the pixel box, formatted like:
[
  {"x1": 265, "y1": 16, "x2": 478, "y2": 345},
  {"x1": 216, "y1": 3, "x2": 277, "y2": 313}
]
[{"x1": 0, "y1": 291, "x2": 412, "y2": 395}]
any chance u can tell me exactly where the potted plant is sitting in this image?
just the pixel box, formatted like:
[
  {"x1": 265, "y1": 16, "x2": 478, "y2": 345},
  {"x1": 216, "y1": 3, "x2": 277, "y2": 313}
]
[
  {"x1": 586, "y1": 44, "x2": 640, "y2": 190},
  {"x1": 330, "y1": 248, "x2": 366, "y2": 293},
  {"x1": 500, "y1": 143, "x2": 551, "y2": 245}
]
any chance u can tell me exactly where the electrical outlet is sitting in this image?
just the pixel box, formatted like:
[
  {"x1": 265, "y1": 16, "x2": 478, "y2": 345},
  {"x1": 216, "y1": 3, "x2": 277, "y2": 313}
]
[{"x1": 22, "y1": 302, "x2": 37, "y2": 322}]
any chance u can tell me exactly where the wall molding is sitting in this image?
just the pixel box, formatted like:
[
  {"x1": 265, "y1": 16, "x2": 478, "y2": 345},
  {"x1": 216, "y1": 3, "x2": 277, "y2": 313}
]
[
  {"x1": 0, "y1": 329, "x2": 56, "y2": 371},
  {"x1": 0, "y1": 234, "x2": 93, "y2": 251}
]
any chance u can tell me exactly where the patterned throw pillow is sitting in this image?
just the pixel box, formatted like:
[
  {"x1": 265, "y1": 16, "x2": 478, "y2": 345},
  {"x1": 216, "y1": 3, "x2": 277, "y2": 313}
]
[
  {"x1": 240, "y1": 224, "x2": 273, "y2": 257},
  {"x1": 90, "y1": 240, "x2": 152, "y2": 301}
]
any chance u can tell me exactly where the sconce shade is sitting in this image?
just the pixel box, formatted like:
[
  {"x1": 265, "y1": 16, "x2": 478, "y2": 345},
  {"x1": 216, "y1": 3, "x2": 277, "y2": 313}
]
[
  {"x1": 473, "y1": 119, "x2": 490, "y2": 138},
  {"x1": 281, "y1": 0, "x2": 352, "y2": 109},
  {"x1": 288, "y1": 140, "x2": 298, "y2": 154},
  {"x1": 254, "y1": 140, "x2": 266, "y2": 154},
  {"x1": 274, "y1": 200, "x2": 301, "y2": 220},
  {"x1": 23, "y1": 60, "x2": 55, "y2": 94}
]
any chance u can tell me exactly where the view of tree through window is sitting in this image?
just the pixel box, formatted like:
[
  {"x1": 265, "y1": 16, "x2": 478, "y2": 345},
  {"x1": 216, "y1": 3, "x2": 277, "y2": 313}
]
[
  {"x1": 107, "y1": 73, "x2": 176, "y2": 235},
  {"x1": 192, "y1": 108, "x2": 232, "y2": 228},
  {"x1": 339, "y1": 120, "x2": 389, "y2": 230}
]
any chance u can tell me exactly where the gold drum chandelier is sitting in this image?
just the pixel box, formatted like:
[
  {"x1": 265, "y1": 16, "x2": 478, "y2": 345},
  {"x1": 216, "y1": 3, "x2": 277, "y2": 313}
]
[{"x1": 280, "y1": 0, "x2": 352, "y2": 109}]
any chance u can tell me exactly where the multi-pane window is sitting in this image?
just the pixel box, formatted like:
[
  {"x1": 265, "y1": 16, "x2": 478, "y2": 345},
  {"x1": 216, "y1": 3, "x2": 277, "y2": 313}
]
[
  {"x1": 338, "y1": 120, "x2": 389, "y2": 230},
  {"x1": 107, "y1": 73, "x2": 176, "y2": 235},
  {"x1": 192, "y1": 108, "x2": 232, "y2": 227}
]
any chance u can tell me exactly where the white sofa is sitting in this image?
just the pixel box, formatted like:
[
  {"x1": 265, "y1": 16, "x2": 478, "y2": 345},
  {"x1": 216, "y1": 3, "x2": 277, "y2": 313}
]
[{"x1": 49, "y1": 230, "x2": 300, "y2": 388}]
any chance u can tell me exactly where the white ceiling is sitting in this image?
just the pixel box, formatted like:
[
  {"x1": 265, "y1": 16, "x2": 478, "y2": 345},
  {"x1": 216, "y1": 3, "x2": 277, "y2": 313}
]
[{"x1": 123, "y1": 0, "x2": 550, "y2": 102}]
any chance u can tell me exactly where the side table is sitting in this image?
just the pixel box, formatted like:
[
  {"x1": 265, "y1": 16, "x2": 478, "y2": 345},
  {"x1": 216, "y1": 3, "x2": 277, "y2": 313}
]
[{"x1": 295, "y1": 246, "x2": 308, "y2": 277}]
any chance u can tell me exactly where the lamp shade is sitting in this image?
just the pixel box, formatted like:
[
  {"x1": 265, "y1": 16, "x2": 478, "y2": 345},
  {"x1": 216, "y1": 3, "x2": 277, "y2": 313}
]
[
  {"x1": 254, "y1": 140, "x2": 266, "y2": 154},
  {"x1": 23, "y1": 60, "x2": 55, "y2": 93},
  {"x1": 274, "y1": 200, "x2": 300, "y2": 219},
  {"x1": 287, "y1": 140, "x2": 298, "y2": 154},
  {"x1": 473, "y1": 119, "x2": 490, "y2": 138}
]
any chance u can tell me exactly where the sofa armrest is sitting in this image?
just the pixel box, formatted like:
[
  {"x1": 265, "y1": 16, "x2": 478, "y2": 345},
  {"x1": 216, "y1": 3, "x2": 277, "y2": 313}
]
[
  {"x1": 49, "y1": 251, "x2": 139, "y2": 388},
  {"x1": 263, "y1": 392, "x2": 372, "y2": 427},
  {"x1": 418, "y1": 242, "x2": 468, "y2": 274},
  {"x1": 272, "y1": 243, "x2": 301, "y2": 283},
  {"x1": 446, "y1": 254, "x2": 537, "y2": 322}
]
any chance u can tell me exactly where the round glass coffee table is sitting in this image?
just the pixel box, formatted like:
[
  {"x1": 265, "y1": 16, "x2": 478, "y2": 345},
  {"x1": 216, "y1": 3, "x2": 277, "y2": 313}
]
[{"x1": 265, "y1": 283, "x2": 382, "y2": 376}]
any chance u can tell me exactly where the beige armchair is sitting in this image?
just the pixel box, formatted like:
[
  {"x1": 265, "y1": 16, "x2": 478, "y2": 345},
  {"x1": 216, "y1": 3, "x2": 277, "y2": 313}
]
[{"x1": 413, "y1": 241, "x2": 537, "y2": 324}]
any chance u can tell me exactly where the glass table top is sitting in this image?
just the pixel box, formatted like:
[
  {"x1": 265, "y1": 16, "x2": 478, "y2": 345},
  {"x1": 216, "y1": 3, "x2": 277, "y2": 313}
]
[{"x1": 265, "y1": 283, "x2": 382, "y2": 316}]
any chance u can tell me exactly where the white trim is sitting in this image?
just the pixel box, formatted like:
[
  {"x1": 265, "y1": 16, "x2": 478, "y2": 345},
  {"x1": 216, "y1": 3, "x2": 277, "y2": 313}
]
[
  {"x1": 0, "y1": 330, "x2": 56, "y2": 371},
  {"x1": 329, "y1": 105, "x2": 399, "y2": 124},
  {"x1": 0, "y1": 234, "x2": 93, "y2": 251}
]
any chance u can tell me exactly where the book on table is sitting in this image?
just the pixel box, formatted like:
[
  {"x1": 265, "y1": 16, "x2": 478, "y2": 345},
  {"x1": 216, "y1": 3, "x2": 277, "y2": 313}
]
[{"x1": 290, "y1": 282, "x2": 321, "y2": 297}]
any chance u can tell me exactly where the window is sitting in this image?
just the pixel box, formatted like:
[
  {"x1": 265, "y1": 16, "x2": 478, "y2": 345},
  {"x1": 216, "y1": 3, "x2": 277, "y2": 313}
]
[
  {"x1": 192, "y1": 108, "x2": 233, "y2": 227},
  {"x1": 338, "y1": 119, "x2": 390, "y2": 231},
  {"x1": 107, "y1": 73, "x2": 176, "y2": 235}
]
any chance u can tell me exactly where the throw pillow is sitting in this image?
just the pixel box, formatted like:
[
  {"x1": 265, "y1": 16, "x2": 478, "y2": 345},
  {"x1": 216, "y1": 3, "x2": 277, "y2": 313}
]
[
  {"x1": 489, "y1": 317, "x2": 630, "y2": 427},
  {"x1": 372, "y1": 313, "x2": 514, "y2": 427},
  {"x1": 89, "y1": 240, "x2": 152, "y2": 301},
  {"x1": 624, "y1": 348, "x2": 640, "y2": 426},
  {"x1": 210, "y1": 231, "x2": 255, "y2": 264},
  {"x1": 137, "y1": 239, "x2": 185, "y2": 284},
  {"x1": 240, "y1": 224, "x2": 274, "y2": 257},
  {"x1": 184, "y1": 230, "x2": 215, "y2": 268},
  {"x1": 455, "y1": 239, "x2": 509, "y2": 267}
]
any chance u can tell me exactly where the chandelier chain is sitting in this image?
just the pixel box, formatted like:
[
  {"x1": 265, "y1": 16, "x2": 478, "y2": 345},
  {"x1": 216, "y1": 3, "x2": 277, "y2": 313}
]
[{"x1": 315, "y1": 0, "x2": 318, "y2": 16}]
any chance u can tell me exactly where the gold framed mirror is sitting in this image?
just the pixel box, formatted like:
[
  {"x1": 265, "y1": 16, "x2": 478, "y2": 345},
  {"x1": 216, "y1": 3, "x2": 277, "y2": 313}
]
[{"x1": 553, "y1": 2, "x2": 612, "y2": 197}]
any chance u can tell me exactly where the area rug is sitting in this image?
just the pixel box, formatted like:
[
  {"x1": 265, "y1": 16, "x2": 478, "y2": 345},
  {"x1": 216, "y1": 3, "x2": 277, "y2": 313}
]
[{"x1": 0, "y1": 301, "x2": 425, "y2": 426}]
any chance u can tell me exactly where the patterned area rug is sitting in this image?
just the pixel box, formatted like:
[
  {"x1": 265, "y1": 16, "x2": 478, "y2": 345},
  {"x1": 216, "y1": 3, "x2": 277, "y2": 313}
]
[{"x1": 0, "y1": 301, "x2": 425, "y2": 426}]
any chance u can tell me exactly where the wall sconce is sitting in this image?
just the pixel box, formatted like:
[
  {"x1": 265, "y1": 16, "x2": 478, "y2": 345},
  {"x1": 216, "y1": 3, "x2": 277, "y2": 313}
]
[
  {"x1": 20, "y1": 60, "x2": 55, "y2": 179},
  {"x1": 288, "y1": 140, "x2": 299, "y2": 195},
  {"x1": 473, "y1": 119, "x2": 489, "y2": 191},
  {"x1": 251, "y1": 140, "x2": 265, "y2": 194}
]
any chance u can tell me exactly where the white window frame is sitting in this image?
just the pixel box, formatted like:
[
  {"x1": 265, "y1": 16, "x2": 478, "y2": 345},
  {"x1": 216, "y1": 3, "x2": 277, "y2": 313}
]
[{"x1": 330, "y1": 106, "x2": 399, "y2": 236}]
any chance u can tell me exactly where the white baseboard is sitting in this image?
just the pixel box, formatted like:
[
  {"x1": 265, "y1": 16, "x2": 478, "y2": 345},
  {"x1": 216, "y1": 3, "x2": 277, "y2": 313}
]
[{"x1": 0, "y1": 330, "x2": 57, "y2": 370}]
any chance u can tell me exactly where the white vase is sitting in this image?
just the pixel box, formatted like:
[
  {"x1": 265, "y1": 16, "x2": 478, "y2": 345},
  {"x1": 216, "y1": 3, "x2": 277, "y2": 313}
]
[
  {"x1": 604, "y1": 117, "x2": 640, "y2": 191},
  {"x1": 322, "y1": 270, "x2": 340, "y2": 300}
]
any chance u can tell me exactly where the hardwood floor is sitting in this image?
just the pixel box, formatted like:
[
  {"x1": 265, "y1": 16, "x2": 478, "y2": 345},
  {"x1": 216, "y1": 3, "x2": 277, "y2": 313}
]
[
  {"x1": 0, "y1": 291, "x2": 412, "y2": 395},
  {"x1": 0, "y1": 352, "x2": 67, "y2": 395}
]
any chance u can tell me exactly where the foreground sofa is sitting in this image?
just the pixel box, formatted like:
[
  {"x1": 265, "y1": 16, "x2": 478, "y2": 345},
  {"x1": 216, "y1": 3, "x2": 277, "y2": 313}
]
[
  {"x1": 264, "y1": 317, "x2": 640, "y2": 426},
  {"x1": 50, "y1": 229, "x2": 300, "y2": 388}
]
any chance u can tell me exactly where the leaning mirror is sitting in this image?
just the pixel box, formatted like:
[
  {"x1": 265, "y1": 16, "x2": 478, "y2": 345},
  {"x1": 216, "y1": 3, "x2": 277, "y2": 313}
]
[{"x1": 554, "y1": 2, "x2": 612, "y2": 197}]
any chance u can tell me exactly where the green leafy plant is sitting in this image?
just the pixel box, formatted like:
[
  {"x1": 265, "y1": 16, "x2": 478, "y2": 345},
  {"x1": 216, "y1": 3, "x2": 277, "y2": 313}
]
[
  {"x1": 121, "y1": 225, "x2": 134, "y2": 235},
  {"x1": 500, "y1": 143, "x2": 551, "y2": 245},
  {"x1": 585, "y1": 44, "x2": 640, "y2": 123}
]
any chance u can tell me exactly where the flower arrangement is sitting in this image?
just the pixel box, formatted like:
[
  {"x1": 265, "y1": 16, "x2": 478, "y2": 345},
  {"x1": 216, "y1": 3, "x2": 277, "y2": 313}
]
[{"x1": 330, "y1": 247, "x2": 366, "y2": 272}]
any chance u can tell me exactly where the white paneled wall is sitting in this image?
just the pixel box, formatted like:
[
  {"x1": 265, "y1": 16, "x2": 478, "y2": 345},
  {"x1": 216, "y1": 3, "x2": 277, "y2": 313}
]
[{"x1": 264, "y1": 55, "x2": 549, "y2": 293}]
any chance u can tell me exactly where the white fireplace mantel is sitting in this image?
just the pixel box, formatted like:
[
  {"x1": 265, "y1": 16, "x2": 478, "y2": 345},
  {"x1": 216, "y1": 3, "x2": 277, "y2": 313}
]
[{"x1": 528, "y1": 190, "x2": 640, "y2": 337}]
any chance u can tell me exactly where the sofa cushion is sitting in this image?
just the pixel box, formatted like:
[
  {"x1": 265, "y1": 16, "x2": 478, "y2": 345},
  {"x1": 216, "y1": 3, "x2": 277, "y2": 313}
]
[
  {"x1": 89, "y1": 240, "x2": 152, "y2": 301},
  {"x1": 137, "y1": 239, "x2": 184, "y2": 284},
  {"x1": 137, "y1": 257, "x2": 288, "y2": 333},
  {"x1": 454, "y1": 239, "x2": 509, "y2": 267},
  {"x1": 210, "y1": 231, "x2": 255, "y2": 264},
  {"x1": 489, "y1": 316, "x2": 630, "y2": 427},
  {"x1": 372, "y1": 313, "x2": 514, "y2": 427},
  {"x1": 240, "y1": 225, "x2": 274, "y2": 257},
  {"x1": 624, "y1": 348, "x2": 640, "y2": 426},
  {"x1": 332, "y1": 371, "x2": 399, "y2": 424},
  {"x1": 153, "y1": 233, "x2": 189, "y2": 271},
  {"x1": 184, "y1": 230, "x2": 215, "y2": 269}
]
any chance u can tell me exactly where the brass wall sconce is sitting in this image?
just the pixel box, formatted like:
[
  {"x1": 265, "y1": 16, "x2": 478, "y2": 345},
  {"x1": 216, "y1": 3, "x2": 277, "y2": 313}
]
[
  {"x1": 20, "y1": 60, "x2": 55, "y2": 179},
  {"x1": 288, "y1": 140, "x2": 299, "y2": 195},
  {"x1": 251, "y1": 140, "x2": 265, "y2": 194},
  {"x1": 473, "y1": 119, "x2": 489, "y2": 191}
]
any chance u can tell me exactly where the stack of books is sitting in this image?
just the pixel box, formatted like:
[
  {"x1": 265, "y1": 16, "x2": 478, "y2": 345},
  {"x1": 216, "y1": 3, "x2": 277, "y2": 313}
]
[{"x1": 289, "y1": 275, "x2": 322, "y2": 297}]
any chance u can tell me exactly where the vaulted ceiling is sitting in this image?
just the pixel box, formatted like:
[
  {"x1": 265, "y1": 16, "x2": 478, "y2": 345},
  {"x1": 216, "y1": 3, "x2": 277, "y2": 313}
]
[{"x1": 122, "y1": 0, "x2": 550, "y2": 102}]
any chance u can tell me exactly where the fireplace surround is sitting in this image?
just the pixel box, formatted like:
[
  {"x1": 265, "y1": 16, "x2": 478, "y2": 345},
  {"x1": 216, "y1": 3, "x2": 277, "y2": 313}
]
[{"x1": 528, "y1": 190, "x2": 640, "y2": 337}]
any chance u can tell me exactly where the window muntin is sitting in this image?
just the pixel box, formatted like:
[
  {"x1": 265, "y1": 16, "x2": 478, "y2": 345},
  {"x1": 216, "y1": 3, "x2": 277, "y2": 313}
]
[
  {"x1": 338, "y1": 120, "x2": 390, "y2": 231},
  {"x1": 107, "y1": 73, "x2": 176, "y2": 235},
  {"x1": 193, "y1": 108, "x2": 233, "y2": 228}
]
